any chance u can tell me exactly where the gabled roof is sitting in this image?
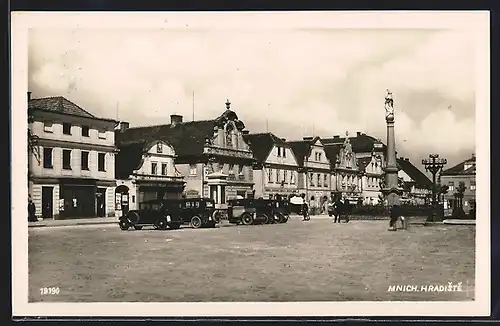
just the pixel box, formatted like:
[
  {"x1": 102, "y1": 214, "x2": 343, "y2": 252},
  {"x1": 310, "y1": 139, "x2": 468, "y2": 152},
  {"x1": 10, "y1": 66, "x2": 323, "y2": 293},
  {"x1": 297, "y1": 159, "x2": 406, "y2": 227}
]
[
  {"x1": 115, "y1": 141, "x2": 149, "y2": 179},
  {"x1": 441, "y1": 155, "x2": 476, "y2": 176},
  {"x1": 28, "y1": 96, "x2": 116, "y2": 122},
  {"x1": 322, "y1": 133, "x2": 386, "y2": 154},
  {"x1": 243, "y1": 132, "x2": 288, "y2": 163},
  {"x1": 323, "y1": 144, "x2": 341, "y2": 169},
  {"x1": 397, "y1": 158, "x2": 432, "y2": 189},
  {"x1": 116, "y1": 120, "x2": 216, "y2": 158},
  {"x1": 286, "y1": 140, "x2": 312, "y2": 167},
  {"x1": 116, "y1": 108, "x2": 249, "y2": 159}
]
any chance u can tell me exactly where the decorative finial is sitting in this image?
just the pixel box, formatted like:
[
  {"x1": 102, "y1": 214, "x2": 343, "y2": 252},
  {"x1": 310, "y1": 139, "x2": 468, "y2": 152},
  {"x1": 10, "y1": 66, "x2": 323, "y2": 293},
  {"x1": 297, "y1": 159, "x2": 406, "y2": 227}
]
[{"x1": 225, "y1": 99, "x2": 231, "y2": 110}]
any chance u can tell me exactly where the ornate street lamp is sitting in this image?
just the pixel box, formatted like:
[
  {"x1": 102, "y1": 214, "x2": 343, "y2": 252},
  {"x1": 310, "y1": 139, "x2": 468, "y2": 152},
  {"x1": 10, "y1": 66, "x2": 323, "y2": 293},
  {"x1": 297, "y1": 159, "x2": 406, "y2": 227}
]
[{"x1": 422, "y1": 154, "x2": 447, "y2": 222}]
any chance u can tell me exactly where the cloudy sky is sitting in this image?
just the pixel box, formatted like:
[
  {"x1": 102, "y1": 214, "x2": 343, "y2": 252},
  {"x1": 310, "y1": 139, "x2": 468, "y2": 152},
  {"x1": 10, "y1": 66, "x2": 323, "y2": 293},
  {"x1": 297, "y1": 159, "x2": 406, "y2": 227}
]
[{"x1": 28, "y1": 26, "x2": 477, "y2": 172}]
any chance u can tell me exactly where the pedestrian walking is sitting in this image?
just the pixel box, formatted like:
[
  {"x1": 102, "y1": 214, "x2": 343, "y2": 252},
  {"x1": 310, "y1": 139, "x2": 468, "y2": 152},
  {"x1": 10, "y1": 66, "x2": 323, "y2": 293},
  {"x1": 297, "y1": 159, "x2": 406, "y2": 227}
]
[
  {"x1": 28, "y1": 197, "x2": 37, "y2": 222},
  {"x1": 300, "y1": 193, "x2": 310, "y2": 221}
]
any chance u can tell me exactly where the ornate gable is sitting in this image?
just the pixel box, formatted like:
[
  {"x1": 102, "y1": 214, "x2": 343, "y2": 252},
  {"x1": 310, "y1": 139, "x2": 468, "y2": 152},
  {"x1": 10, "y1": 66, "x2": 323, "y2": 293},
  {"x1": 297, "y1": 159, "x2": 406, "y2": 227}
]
[{"x1": 336, "y1": 136, "x2": 358, "y2": 170}]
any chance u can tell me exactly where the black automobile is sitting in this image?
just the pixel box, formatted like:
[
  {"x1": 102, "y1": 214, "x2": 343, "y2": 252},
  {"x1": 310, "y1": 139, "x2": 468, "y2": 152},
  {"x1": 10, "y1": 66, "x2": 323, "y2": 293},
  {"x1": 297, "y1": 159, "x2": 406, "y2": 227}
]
[
  {"x1": 227, "y1": 198, "x2": 288, "y2": 225},
  {"x1": 118, "y1": 199, "x2": 183, "y2": 231},
  {"x1": 163, "y1": 197, "x2": 219, "y2": 229}
]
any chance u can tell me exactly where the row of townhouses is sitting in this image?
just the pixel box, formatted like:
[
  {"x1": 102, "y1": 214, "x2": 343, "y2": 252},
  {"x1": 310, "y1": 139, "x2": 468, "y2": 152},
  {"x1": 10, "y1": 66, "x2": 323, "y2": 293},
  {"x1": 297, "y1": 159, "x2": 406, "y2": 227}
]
[{"x1": 28, "y1": 94, "x2": 440, "y2": 220}]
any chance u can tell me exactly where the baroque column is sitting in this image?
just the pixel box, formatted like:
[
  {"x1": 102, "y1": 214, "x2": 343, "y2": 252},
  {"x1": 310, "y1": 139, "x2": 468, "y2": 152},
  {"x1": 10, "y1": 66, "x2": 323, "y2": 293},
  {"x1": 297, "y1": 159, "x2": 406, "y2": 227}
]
[{"x1": 381, "y1": 90, "x2": 403, "y2": 206}]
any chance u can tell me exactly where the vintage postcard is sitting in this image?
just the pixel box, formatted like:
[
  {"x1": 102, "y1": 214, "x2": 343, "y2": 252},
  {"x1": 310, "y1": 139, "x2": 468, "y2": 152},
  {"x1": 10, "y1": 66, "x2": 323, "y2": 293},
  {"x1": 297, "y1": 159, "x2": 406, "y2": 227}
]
[{"x1": 11, "y1": 11, "x2": 490, "y2": 317}]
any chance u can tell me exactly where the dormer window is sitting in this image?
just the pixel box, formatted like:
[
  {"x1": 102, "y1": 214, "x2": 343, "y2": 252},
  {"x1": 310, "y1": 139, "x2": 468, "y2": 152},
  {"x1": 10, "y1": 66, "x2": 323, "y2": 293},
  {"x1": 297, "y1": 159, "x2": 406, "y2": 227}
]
[
  {"x1": 277, "y1": 147, "x2": 281, "y2": 157},
  {"x1": 98, "y1": 130, "x2": 106, "y2": 139}
]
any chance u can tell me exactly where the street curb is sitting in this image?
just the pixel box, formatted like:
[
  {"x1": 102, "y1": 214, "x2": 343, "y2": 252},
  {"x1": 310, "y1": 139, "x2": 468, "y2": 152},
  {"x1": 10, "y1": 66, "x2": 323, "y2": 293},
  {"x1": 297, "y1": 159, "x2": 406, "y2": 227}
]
[{"x1": 28, "y1": 221, "x2": 118, "y2": 228}]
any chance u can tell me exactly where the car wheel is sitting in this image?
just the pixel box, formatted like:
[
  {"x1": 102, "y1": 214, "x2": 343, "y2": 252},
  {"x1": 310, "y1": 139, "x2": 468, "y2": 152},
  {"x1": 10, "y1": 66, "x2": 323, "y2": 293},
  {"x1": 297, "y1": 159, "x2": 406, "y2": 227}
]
[
  {"x1": 127, "y1": 211, "x2": 140, "y2": 225},
  {"x1": 241, "y1": 212, "x2": 254, "y2": 225},
  {"x1": 154, "y1": 219, "x2": 168, "y2": 230},
  {"x1": 119, "y1": 219, "x2": 130, "y2": 231},
  {"x1": 212, "y1": 211, "x2": 221, "y2": 224},
  {"x1": 133, "y1": 225, "x2": 143, "y2": 230},
  {"x1": 259, "y1": 214, "x2": 269, "y2": 224},
  {"x1": 191, "y1": 216, "x2": 202, "y2": 229}
]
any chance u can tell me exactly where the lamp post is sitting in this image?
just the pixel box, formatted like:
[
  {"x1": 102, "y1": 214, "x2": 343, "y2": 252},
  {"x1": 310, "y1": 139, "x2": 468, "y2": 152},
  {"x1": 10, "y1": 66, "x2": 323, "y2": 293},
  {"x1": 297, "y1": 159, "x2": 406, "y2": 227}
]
[{"x1": 422, "y1": 154, "x2": 447, "y2": 222}]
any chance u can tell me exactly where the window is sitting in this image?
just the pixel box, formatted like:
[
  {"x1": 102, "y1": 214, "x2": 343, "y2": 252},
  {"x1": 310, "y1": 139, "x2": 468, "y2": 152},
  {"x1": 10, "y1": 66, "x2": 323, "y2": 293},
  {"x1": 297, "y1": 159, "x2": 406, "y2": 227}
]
[
  {"x1": 448, "y1": 182, "x2": 455, "y2": 192},
  {"x1": 81, "y1": 125, "x2": 90, "y2": 137},
  {"x1": 283, "y1": 170, "x2": 288, "y2": 183},
  {"x1": 229, "y1": 164, "x2": 235, "y2": 175},
  {"x1": 43, "y1": 121, "x2": 53, "y2": 133},
  {"x1": 43, "y1": 148, "x2": 53, "y2": 168},
  {"x1": 317, "y1": 174, "x2": 321, "y2": 187},
  {"x1": 62, "y1": 123, "x2": 72, "y2": 135},
  {"x1": 62, "y1": 149, "x2": 71, "y2": 170},
  {"x1": 151, "y1": 162, "x2": 158, "y2": 175},
  {"x1": 276, "y1": 169, "x2": 280, "y2": 183},
  {"x1": 162, "y1": 163, "x2": 168, "y2": 175},
  {"x1": 268, "y1": 168, "x2": 273, "y2": 183},
  {"x1": 309, "y1": 172, "x2": 314, "y2": 186},
  {"x1": 283, "y1": 148, "x2": 286, "y2": 158},
  {"x1": 189, "y1": 164, "x2": 197, "y2": 176},
  {"x1": 470, "y1": 181, "x2": 476, "y2": 191},
  {"x1": 278, "y1": 147, "x2": 282, "y2": 157},
  {"x1": 81, "y1": 151, "x2": 89, "y2": 170},
  {"x1": 290, "y1": 171, "x2": 295, "y2": 184},
  {"x1": 238, "y1": 165, "x2": 244, "y2": 175},
  {"x1": 132, "y1": 195, "x2": 135, "y2": 203},
  {"x1": 98, "y1": 130, "x2": 106, "y2": 139},
  {"x1": 318, "y1": 153, "x2": 322, "y2": 161},
  {"x1": 324, "y1": 174, "x2": 328, "y2": 187},
  {"x1": 98, "y1": 153, "x2": 106, "y2": 172}
]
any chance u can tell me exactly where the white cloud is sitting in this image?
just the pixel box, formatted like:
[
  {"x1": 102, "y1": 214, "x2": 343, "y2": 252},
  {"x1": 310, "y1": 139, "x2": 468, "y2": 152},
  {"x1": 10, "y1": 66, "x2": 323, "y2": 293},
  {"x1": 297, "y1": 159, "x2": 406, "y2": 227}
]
[{"x1": 28, "y1": 27, "x2": 476, "y2": 167}]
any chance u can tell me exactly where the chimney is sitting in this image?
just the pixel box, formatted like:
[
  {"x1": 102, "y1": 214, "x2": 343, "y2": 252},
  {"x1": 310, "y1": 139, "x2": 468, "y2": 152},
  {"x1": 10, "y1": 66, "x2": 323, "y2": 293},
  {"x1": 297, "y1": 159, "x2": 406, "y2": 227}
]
[
  {"x1": 405, "y1": 158, "x2": 409, "y2": 161},
  {"x1": 170, "y1": 114, "x2": 183, "y2": 125},
  {"x1": 303, "y1": 136, "x2": 313, "y2": 141},
  {"x1": 333, "y1": 135, "x2": 340, "y2": 138},
  {"x1": 356, "y1": 131, "x2": 361, "y2": 136},
  {"x1": 120, "y1": 122, "x2": 129, "y2": 132},
  {"x1": 27, "y1": 92, "x2": 32, "y2": 102}
]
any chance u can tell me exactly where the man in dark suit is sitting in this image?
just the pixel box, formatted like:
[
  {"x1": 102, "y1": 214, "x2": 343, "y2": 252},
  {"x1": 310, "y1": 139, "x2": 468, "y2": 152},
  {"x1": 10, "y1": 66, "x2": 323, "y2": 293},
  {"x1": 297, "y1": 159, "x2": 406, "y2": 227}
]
[{"x1": 28, "y1": 198, "x2": 37, "y2": 222}]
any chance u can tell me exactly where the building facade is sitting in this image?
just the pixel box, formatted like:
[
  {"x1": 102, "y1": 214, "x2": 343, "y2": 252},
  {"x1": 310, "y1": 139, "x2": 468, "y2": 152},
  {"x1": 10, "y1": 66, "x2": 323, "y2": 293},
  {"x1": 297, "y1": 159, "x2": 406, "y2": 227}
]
[
  {"x1": 325, "y1": 137, "x2": 363, "y2": 204},
  {"x1": 244, "y1": 133, "x2": 299, "y2": 199},
  {"x1": 28, "y1": 94, "x2": 118, "y2": 219},
  {"x1": 322, "y1": 132, "x2": 386, "y2": 205},
  {"x1": 115, "y1": 100, "x2": 255, "y2": 213},
  {"x1": 288, "y1": 136, "x2": 331, "y2": 211},
  {"x1": 440, "y1": 154, "x2": 476, "y2": 215},
  {"x1": 396, "y1": 157, "x2": 432, "y2": 205},
  {"x1": 114, "y1": 134, "x2": 185, "y2": 215}
]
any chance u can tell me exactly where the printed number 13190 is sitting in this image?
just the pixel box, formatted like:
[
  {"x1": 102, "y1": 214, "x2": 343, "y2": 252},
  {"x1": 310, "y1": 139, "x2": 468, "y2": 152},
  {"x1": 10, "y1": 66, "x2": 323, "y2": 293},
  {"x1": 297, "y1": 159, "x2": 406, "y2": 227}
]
[{"x1": 40, "y1": 287, "x2": 60, "y2": 295}]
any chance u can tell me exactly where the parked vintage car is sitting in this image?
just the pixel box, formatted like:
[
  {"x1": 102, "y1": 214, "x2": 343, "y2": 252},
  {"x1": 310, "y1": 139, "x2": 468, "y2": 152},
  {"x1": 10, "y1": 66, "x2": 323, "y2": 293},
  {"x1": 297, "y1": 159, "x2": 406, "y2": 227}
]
[
  {"x1": 227, "y1": 198, "x2": 289, "y2": 225},
  {"x1": 118, "y1": 199, "x2": 183, "y2": 231},
  {"x1": 162, "y1": 197, "x2": 219, "y2": 229}
]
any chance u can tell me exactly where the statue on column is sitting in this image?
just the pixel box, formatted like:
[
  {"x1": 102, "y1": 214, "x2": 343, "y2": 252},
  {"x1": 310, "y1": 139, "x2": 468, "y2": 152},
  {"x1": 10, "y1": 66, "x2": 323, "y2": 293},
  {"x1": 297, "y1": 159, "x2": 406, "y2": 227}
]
[{"x1": 385, "y1": 89, "x2": 394, "y2": 120}]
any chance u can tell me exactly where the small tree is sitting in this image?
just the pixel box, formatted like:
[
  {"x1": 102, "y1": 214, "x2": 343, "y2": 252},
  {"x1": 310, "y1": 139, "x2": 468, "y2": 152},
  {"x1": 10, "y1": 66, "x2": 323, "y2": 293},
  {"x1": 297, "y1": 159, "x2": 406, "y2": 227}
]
[{"x1": 452, "y1": 181, "x2": 467, "y2": 218}]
